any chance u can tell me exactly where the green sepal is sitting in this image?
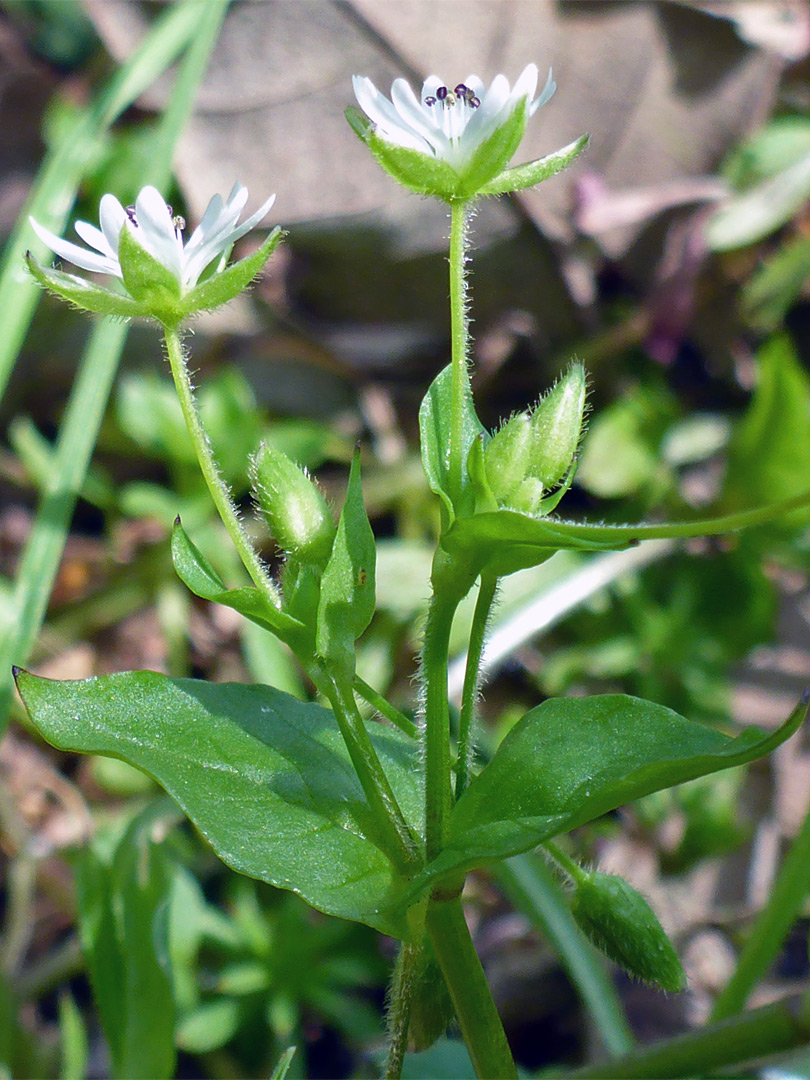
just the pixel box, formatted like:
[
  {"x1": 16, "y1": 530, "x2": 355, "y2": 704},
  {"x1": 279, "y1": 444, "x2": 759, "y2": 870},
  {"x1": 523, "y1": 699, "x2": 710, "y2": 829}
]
[
  {"x1": 570, "y1": 869, "x2": 686, "y2": 993},
  {"x1": 479, "y1": 134, "x2": 590, "y2": 196},
  {"x1": 25, "y1": 253, "x2": 148, "y2": 319},
  {"x1": 454, "y1": 97, "x2": 529, "y2": 198},
  {"x1": 347, "y1": 107, "x2": 461, "y2": 199},
  {"x1": 170, "y1": 518, "x2": 306, "y2": 645},
  {"x1": 178, "y1": 227, "x2": 284, "y2": 319},
  {"x1": 118, "y1": 226, "x2": 183, "y2": 325},
  {"x1": 316, "y1": 452, "x2": 377, "y2": 681}
]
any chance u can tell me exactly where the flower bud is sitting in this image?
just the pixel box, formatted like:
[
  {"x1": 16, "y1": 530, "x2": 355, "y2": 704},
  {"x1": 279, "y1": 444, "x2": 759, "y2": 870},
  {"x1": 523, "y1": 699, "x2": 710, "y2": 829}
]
[
  {"x1": 251, "y1": 443, "x2": 335, "y2": 566},
  {"x1": 571, "y1": 869, "x2": 685, "y2": 992},
  {"x1": 530, "y1": 362, "x2": 587, "y2": 487},
  {"x1": 483, "y1": 363, "x2": 587, "y2": 514}
]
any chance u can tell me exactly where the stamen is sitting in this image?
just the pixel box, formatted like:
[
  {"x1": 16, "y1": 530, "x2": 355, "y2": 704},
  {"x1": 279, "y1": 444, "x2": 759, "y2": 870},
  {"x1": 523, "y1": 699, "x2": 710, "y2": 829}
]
[
  {"x1": 436, "y1": 86, "x2": 448, "y2": 101},
  {"x1": 469, "y1": 95, "x2": 481, "y2": 108},
  {"x1": 454, "y1": 83, "x2": 468, "y2": 97},
  {"x1": 172, "y1": 215, "x2": 186, "y2": 233},
  {"x1": 125, "y1": 206, "x2": 138, "y2": 225},
  {"x1": 425, "y1": 95, "x2": 437, "y2": 106},
  {"x1": 445, "y1": 90, "x2": 457, "y2": 106}
]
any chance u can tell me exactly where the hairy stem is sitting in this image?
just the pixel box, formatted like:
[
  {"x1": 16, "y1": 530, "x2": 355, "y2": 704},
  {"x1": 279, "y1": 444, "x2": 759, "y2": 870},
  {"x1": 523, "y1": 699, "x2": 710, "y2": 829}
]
[
  {"x1": 448, "y1": 199, "x2": 471, "y2": 506},
  {"x1": 456, "y1": 573, "x2": 497, "y2": 799},
  {"x1": 163, "y1": 325, "x2": 281, "y2": 608},
  {"x1": 385, "y1": 940, "x2": 419, "y2": 1080},
  {"x1": 426, "y1": 897, "x2": 517, "y2": 1079},
  {"x1": 318, "y1": 668, "x2": 420, "y2": 873},
  {"x1": 422, "y1": 592, "x2": 461, "y2": 861},
  {"x1": 354, "y1": 675, "x2": 418, "y2": 738}
]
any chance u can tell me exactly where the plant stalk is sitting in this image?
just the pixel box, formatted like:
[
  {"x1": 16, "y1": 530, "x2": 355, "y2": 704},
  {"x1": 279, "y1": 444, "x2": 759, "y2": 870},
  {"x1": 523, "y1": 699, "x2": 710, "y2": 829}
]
[
  {"x1": 448, "y1": 199, "x2": 471, "y2": 507},
  {"x1": 422, "y1": 592, "x2": 461, "y2": 862},
  {"x1": 569, "y1": 993, "x2": 810, "y2": 1079},
  {"x1": 456, "y1": 573, "x2": 497, "y2": 799},
  {"x1": 426, "y1": 897, "x2": 517, "y2": 1079},
  {"x1": 322, "y1": 673, "x2": 420, "y2": 873},
  {"x1": 162, "y1": 325, "x2": 281, "y2": 608}
]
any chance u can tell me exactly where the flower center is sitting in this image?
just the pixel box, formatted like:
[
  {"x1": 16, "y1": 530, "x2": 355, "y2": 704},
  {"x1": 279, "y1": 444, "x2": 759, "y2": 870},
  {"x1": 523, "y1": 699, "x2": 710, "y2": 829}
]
[
  {"x1": 424, "y1": 83, "x2": 481, "y2": 109},
  {"x1": 125, "y1": 205, "x2": 186, "y2": 235}
]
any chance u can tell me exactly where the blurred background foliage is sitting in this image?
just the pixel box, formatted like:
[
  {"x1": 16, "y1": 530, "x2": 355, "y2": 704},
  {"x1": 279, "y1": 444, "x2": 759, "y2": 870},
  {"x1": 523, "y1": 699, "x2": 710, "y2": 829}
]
[{"x1": 2, "y1": 1, "x2": 810, "y2": 1077}]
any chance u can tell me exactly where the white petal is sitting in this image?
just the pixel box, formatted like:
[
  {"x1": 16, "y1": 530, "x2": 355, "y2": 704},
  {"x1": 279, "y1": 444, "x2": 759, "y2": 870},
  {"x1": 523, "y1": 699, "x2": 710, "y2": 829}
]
[
  {"x1": 353, "y1": 75, "x2": 431, "y2": 153},
  {"x1": 183, "y1": 194, "x2": 225, "y2": 258},
  {"x1": 74, "y1": 219, "x2": 117, "y2": 259},
  {"x1": 531, "y1": 68, "x2": 556, "y2": 115},
  {"x1": 463, "y1": 75, "x2": 486, "y2": 99},
  {"x1": 421, "y1": 75, "x2": 444, "y2": 103},
  {"x1": 30, "y1": 217, "x2": 121, "y2": 276},
  {"x1": 482, "y1": 74, "x2": 511, "y2": 115},
  {"x1": 134, "y1": 186, "x2": 183, "y2": 279},
  {"x1": 511, "y1": 63, "x2": 539, "y2": 104},
  {"x1": 99, "y1": 194, "x2": 128, "y2": 255},
  {"x1": 183, "y1": 192, "x2": 276, "y2": 287},
  {"x1": 391, "y1": 78, "x2": 451, "y2": 156}
]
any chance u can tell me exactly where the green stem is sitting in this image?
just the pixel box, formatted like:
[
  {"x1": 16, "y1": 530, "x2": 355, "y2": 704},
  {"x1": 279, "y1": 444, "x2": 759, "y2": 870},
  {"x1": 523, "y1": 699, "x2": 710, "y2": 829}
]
[
  {"x1": 426, "y1": 898, "x2": 517, "y2": 1079},
  {"x1": 385, "y1": 941, "x2": 419, "y2": 1080},
  {"x1": 162, "y1": 325, "x2": 281, "y2": 608},
  {"x1": 455, "y1": 573, "x2": 497, "y2": 799},
  {"x1": 422, "y1": 592, "x2": 461, "y2": 861},
  {"x1": 569, "y1": 994, "x2": 810, "y2": 1079},
  {"x1": 321, "y1": 671, "x2": 419, "y2": 873},
  {"x1": 354, "y1": 675, "x2": 418, "y2": 739},
  {"x1": 543, "y1": 839, "x2": 586, "y2": 884},
  {"x1": 711, "y1": 799, "x2": 810, "y2": 1022},
  {"x1": 448, "y1": 199, "x2": 471, "y2": 506}
]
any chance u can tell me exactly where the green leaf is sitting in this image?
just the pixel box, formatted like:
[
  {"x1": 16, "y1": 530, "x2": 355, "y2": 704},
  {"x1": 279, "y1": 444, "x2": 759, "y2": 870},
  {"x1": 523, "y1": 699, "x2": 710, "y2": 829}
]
[
  {"x1": 171, "y1": 518, "x2": 305, "y2": 644},
  {"x1": 179, "y1": 227, "x2": 283, "y2": 318},
  {"x1": 442, "y1": 488, "x2": 810, "y2": 578},
  {"x1": 743, "y1": 236, "x2": 810, "y2": 331},
  {"x1": 405, "y1": 692, "x2": 806, "y2": 901},
  {"x1": 118, "y1": 226, "x2": 182, "y2": 324},
  {"x1": 75, "y1": 810, "x2": 176, "y2": 1080},
  {"x1": 25, "y1": 254, "x2": 146, "y2": 319},
  {"x1": 58, "y1": 993, "x2": 89, "y2": 1080},
  {"x1": 316, "y1": 452, "x2": 376, "y2": 680},
  {"x1": 707, "y1": 147, "x2": 810, "y2": 251},
  {"x1": 478, "y1": 134, "x2": 589, "y2": 196},
  {"x1": 16, "y1": 669, "x2": 420, "y2": 937},
  {"x1": 419, "y1": 363, "x2": 486, "y2": 520},
  {"x1": 722, "y1": 336, "x2": 810, "y2": 525},
  {"x1": 176, "y1": 999, "x2": 241, "y2": 1054}
]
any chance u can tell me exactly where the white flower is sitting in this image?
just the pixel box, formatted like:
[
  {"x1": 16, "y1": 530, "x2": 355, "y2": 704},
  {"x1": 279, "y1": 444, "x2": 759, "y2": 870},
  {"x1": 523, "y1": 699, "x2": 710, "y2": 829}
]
[
  {"x1": 352, "y1": 64, "x2": 555, "y2": 174},
  {"x1": 30, "y1": 183, "x2": 276, "y2": 291}
]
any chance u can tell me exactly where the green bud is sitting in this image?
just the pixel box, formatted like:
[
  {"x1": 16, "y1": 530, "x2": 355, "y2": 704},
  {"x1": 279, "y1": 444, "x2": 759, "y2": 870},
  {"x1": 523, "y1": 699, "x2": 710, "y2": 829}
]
[
  {"x1": 483, "y1": 364, "x2": 587, "y2": 514},
  {"x1": 530, "y1": 362, "x2": 587, "y2": 487},
  {"x1": 251, "y1": 443, "x2": 335, "y2": 565},
  {"x1": 484, "y1": 412, "x2": 533, "y2": 502},
  {"x1": 571, "y1": 869, "x2": 686, "y2": 992}
]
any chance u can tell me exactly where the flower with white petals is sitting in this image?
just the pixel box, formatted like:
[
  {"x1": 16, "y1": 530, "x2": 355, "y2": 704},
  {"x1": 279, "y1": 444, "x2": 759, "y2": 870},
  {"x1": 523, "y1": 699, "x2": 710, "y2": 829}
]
[
  {"x1": 28, "y1": 184, "x2": 282, "y2": 324},
  {"x1": 349, "y1": 64, "x2": 571, "y2": 200},
  {"x1": 31, "y1": 183, "x2": 276, "y2": 291}
]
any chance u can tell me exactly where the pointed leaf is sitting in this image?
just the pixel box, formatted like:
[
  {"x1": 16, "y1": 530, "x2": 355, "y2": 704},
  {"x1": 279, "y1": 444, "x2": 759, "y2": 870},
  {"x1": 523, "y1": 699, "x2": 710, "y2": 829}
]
[
  {"x1": 404, "y1": 692, "x2": 806, "y2": 902},
  {"x1": 171, "y1": 519, "x2": 305, "y2": 644},
  {"x1": 179, "y1": 227, "x2": 284, "y2": 318},
  {"x1": 26, "y1": 254, "x2": 146, "y2": 319},
  {"x1": 478, "y1": 135, "x2": 590, "y2": 196},
  {"x1": 443, "y1": 489, "x2": 810, "y2": 577},
  {"x1": 316, "y1": 453, "x2": 376, "y2": 679},
  {"x1": 16, "y1": 670, "x2": 421, "y2": 937},
  {"x1": 419, "y1": 363, "x2": 486, "y2": 520}
]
